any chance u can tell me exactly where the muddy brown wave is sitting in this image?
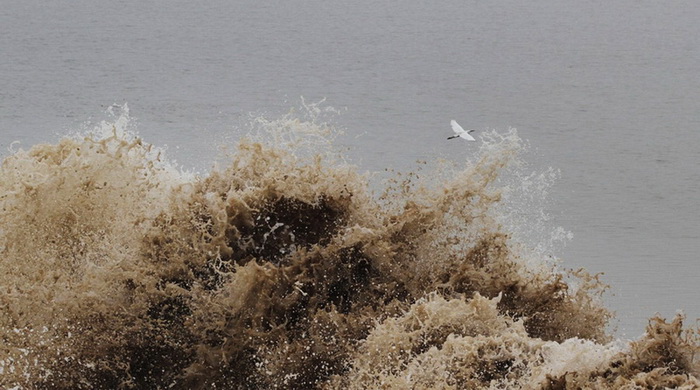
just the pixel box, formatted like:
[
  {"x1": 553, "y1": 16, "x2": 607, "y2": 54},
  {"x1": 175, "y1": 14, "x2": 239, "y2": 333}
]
[{"x1": 0, "y1": 118, "x2": 697, "y2": 389}]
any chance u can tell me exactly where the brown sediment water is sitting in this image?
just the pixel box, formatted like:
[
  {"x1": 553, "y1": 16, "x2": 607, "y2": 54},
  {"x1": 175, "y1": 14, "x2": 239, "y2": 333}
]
[{"x1": 0, "y1": 114, "x2": 697, "y2": 389}]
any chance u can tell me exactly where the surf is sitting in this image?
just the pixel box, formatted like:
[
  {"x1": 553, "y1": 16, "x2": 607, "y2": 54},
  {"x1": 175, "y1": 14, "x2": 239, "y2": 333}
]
[{"x1": 0, "y1": 108, "x2": 697, "y2": 389}]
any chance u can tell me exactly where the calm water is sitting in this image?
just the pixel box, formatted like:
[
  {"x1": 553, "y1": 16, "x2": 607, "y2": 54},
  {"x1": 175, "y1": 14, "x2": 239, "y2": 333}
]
[{"x1": 1, "y1": 0, "x2": 698, "y2": 338}]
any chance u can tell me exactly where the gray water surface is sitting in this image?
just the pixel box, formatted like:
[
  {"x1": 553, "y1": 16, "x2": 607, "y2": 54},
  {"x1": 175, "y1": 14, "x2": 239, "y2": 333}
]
[{"x1": 2, "y1": 0, "x2": 698, "y2": 338}]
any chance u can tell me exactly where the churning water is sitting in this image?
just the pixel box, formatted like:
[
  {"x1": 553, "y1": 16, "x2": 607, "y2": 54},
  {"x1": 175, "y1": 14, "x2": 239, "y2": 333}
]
[{"x1": 0, "y1": 109, "x2": 697, "y2": 389}]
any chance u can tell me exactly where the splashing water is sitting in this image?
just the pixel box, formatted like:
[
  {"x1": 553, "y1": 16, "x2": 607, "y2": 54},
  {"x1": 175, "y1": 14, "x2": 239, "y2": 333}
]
[{"x1": 0, "y1": 108, "x2": 697, "y2": 389}]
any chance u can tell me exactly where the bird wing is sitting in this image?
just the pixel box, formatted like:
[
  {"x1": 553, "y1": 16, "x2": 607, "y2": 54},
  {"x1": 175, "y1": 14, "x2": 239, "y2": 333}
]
[
  {"x1": 451, "y1": 120, "x2": 465, "y2": 134},
  {"x1": 459, "y1": 132, "x2": 476, "y2": 141}
]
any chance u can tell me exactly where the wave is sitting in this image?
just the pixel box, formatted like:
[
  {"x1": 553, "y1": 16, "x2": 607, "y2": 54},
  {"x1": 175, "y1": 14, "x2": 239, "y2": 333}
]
[{"x1": 0, "y1": 108, "x2": 697, "y2": 389}]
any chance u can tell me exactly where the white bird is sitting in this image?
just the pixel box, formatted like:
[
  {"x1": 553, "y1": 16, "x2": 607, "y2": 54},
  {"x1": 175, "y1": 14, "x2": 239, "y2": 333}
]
[{"x1": 447, "y1": 120, "x2": 476, "y2": 141}]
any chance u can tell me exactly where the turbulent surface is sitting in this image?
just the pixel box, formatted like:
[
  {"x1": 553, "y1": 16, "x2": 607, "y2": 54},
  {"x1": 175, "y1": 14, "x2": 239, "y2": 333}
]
[{"x1": 1, "y1": 114, "x2": 698, "y2": 389}]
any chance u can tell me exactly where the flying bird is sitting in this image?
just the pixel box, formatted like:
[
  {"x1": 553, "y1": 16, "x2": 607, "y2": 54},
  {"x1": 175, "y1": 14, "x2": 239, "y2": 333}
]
[{"x1": 447, "y1": 120, "x2": 476, "y2": 141}]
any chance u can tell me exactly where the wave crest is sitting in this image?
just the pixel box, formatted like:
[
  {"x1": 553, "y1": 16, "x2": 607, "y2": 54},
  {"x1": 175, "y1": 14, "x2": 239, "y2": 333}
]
[{"x1": 0, "y1": 112, "x2": 697, "y2": 389}]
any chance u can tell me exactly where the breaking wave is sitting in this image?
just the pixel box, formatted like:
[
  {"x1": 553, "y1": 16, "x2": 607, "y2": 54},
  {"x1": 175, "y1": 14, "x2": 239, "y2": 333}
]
[{"x1": 1, "y1": 107, "x2": 697, "y2": 389}]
